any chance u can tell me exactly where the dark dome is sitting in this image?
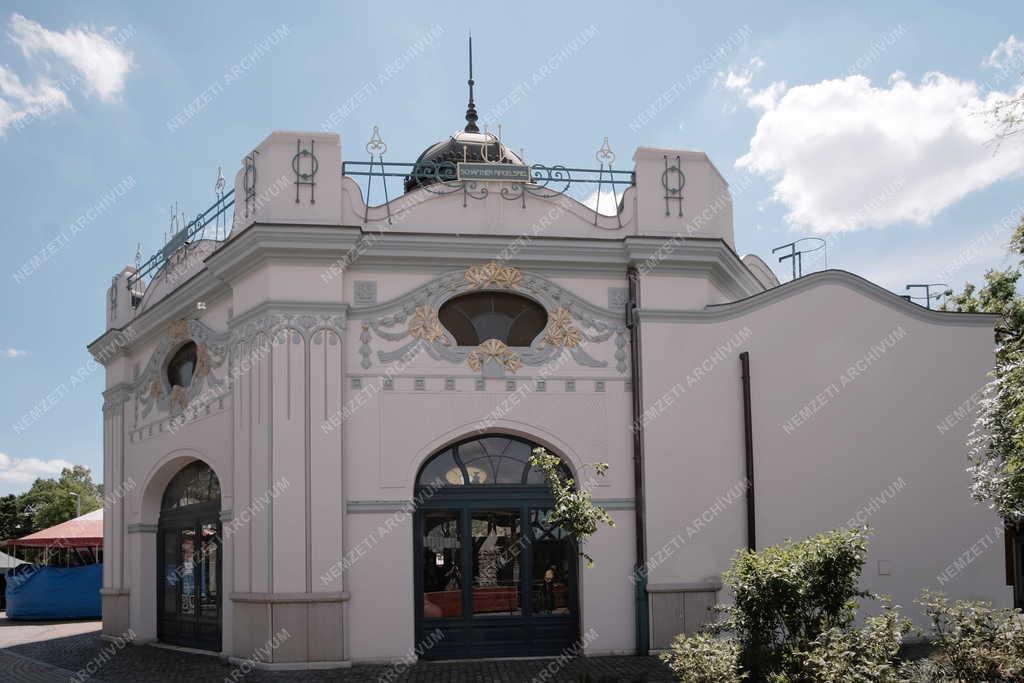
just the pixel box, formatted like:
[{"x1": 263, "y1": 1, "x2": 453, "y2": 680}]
[{"x1": 405, "y1": 131, "x2": 524, "y2": 192}]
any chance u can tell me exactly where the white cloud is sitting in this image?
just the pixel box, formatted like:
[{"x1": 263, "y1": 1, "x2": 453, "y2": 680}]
[
  {"x1": 0, "y1": 452, "x2": 73, "y2": 485},
  {"x1": 7, "y1": 13, "x2": 134, "y2": 102},
  {"x1": 716, "y1": 58, "x2": 787, "y2": 113},
  {"x1": 0, "y1": 64, "x2": 69, "y2": 134},
  {"x1": 735, "y1": 70, "x2": 1024, "y2": 233},
  {"x1": 984, "y1": 35, "x2": 1024, "y2": 71},
  {"x1": 580, "y1": 189, "x2": 621, "y2": 216},
  {"x1": 4, "y1": 347, "x2": 28, "y2": 358}
]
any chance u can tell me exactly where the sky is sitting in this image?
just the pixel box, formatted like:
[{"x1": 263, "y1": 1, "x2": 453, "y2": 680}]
[{"x1": 0, "y1": 1, "x2": 1023, "y2": 495}]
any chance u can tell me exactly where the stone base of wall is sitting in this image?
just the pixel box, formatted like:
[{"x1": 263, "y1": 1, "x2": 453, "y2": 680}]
[
  {"x1": 100, "y1": 589, "x2": 131, "y2": 639},
  {"x1": 230, "y1": 592, "x2": 349, "y2": 667}
]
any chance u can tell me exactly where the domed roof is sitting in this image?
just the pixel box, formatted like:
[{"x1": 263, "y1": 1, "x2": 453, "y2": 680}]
[
  {"x1": 404, "y1": 34, "x2": 526, "y2": 193},
  {"x1": 405, "y1": 130, "x2": 524, "y2": 192}
]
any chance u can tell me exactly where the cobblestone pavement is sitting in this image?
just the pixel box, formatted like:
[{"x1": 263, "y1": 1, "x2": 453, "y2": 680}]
[{"x1": 0, "y1": 618, "x2": 676, "y2": 682}]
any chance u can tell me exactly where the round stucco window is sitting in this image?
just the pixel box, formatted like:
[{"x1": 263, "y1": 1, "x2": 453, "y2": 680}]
[{"x1": 167, "y1": 341, "x2": 198, "y2": 388}]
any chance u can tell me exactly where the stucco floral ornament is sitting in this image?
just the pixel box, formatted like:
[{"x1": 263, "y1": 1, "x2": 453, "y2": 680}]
[
  {"x1": 194, "y1": 343, "x2": 212, "y2": 380},
  {"x1": 407, "y1": 306, "x2": 449, "y2": 344},
  {"x1": 541, "y1": 307, "x2": 583, "y2": 348},
  {"x1": 168, "y1": 385, "x2": 189, "y2": 413},
  {"x1": 148, "y1": 375, "x2": 165, "y2": 400},
  {"x1": 169, "y1": 318, "x2": 190, "y2": 342},
  {"x1": 467, "y1": 339, "x2": 523, "y2": 373},
  {"x1": 465, "y1": 261, "x2": 522, "y2": 289},
  {"x1": 133, "y1": 318, "x2": 229, "y2": 421}
]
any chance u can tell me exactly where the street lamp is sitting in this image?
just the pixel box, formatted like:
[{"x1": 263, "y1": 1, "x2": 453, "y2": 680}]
[{"x1": 69, "y1": 491, "x2": 80, "y2": 518}]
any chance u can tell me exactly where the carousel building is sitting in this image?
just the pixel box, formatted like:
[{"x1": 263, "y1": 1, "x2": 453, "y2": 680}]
[{"x1": 89, "y1": 58, "x2": 1014, "y2": 668}]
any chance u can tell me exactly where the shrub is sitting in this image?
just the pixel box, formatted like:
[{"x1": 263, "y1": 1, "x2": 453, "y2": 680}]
[
  {"x1": 660, "y1": 632, "x2": 745, "y2": 683},
  {"x1": 773, "y1": 601, "x2": 911, "y2": 683},
  {"x1": 715, "y1": 526, "x2": 873, "y2": 678},
  {"x1": 899, "y1": 590, "x2": 1024, "y2": 682}
]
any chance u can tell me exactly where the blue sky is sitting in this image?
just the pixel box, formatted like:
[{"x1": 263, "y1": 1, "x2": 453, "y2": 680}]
[{"x1": 0, "y1": 1, "x2": 1023, "y2": 494}]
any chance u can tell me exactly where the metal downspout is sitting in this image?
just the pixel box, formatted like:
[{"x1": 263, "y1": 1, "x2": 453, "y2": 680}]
[{"x1": 627, "y1": 266, "x2": 649, "y2": 655}]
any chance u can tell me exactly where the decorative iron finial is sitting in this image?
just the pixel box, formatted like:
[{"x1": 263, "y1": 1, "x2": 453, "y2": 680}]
[
  {"x1": 365, "y1": 125, "x2": 387, "y2": 157},
  {"x1": 215, "y1": 166, "x2": 226, "y2": 197},
  {"x1": 464, "y1": 33, "x2": 479, "y2": 133},
  {"x1": 134, "y1": 242, "x2": 142, "y2": 271},
  {"x1": 596, "y1": 137, "x2": 616, "y2": 165}
]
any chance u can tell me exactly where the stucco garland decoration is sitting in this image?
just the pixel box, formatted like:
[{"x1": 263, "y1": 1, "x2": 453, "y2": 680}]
[
  {"x1": 357, "y1": 267, "x2": 630, "y2": 375},
  {"x1": 133, "y1": 318, "x2": 230, "y2": 420},
  {"x1": 467, "y1": 339, "x2": 523, "y2": 373},
  {"x1": 465, "y1": 261, "x2": 522, "y2": 289}
]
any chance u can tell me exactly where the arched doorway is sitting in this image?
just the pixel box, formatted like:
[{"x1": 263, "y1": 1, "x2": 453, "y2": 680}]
[
  {"x1": 414, "y1": 435, "x2": 579, "y2": 659},
  {"x1": 156, "y1": 461, "x2": 222, "y2": 651}
]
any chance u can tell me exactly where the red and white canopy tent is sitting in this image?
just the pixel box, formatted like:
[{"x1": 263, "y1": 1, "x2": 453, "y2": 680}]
[{"x1": 4, "y1": 509, "x2": 103, "y2": 566}]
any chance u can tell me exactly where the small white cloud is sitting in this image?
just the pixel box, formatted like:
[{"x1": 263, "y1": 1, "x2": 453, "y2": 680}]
[
  {"x1": 4, "y1": 347, "x2": 28, "y2": 358},
  {"x1": 735, "y1": 72, "x2": 1024, "y2": 233},
  {"x1": 0, "y1": 65, "x2": 69, "y2": 134},
  {"x1": 7, "y1": 13, "x2": 134, "y2": 102},
  {"x1": 716, "y1": 58, "x2": 786, "y2": 112},
  {"x1": 580, "y1": 189, "x2": 621, "y2": 216},
  {"x1": 0, "y1": 452, "x2": 74, "y2": 485},
  {"x1": 984, "y1": 35, "x2": 1024, "y2": 71}
]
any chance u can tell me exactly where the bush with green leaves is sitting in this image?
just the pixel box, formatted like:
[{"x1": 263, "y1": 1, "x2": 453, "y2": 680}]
[
  {"x1": 660, "y1": 632, "x2": 746, "y2": 683},
  {"x1": 713, "y1": 526, "x2": 873, "y2": 678},
  {"x1": 529, "y1": 447, "x2": 614, "y2": 567},
  {"x1": 773, "y1": 601, "x2": 911, "y2": 683},
  {"x1": 897, "y1": 590, "x2": 1024, "y2": 682}
]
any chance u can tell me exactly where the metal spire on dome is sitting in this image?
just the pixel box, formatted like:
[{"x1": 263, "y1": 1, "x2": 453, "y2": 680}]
[{"x1": 464, "y1": 33, "x2": 479, "y2": 133}]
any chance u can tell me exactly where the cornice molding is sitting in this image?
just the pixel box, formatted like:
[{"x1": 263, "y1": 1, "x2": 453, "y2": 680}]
[{"x1": 638, "y1": 270, "x2": 1001, "y2": 327}]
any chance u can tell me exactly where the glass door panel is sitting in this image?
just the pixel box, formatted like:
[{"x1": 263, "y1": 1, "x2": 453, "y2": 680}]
[
  {"x1": 161, "y1": 531, "x2": 178, "y2": 616},
  {"x1": 530, "y1": 509, "x2": 572, "y2": 615},
  {"x1": 198, "y1": 523, "x2": 219, "y2": 620},
  {"x1": 471, "y1": 510, "x2": 522, "y2": 617},
  {"x1": 422, "y1": 511, "x2": 462, "y2": 618},
  {"x1": 179, "y1": 528, "x2": 196, "y2": 617}
]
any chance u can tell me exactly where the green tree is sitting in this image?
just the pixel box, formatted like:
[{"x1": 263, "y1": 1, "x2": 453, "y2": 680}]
[
  {"x1": 942, "y1": 222, "x2": 1024, "y2": 519},
  {"x1": 19, "y1": 465, "x2": 102, "y2": 531},
  {"x1": 0, "y1": 494, "x2": 33, "y2": 541}
]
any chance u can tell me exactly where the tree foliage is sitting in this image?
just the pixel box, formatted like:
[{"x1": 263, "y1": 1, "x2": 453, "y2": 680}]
[
  {"x1": 528, "y1": 447, "x2": 614, "y2": 567},
  {"x1": 0, "y1": 465, "x2": 102, "y2": 541},
  {"x1": 942, "y1": 220, "x2": 1024, "y2": 519}
]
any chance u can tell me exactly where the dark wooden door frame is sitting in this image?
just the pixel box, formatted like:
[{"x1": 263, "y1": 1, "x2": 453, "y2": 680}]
[
  {"x1": 413, "y1": 485, "x2": 580, "y2": 660},
  {"x1": 156, "y1": 500, "x2": 222, "y2": 651}
]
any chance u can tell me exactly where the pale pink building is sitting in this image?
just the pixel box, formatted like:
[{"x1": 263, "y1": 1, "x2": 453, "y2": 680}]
[{"x1": 90, "y1": 79, "x2": 1013, "y2": 668}]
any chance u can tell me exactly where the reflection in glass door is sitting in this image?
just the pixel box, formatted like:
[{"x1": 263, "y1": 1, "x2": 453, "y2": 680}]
[{"x1": 471, "y1": 510, "x2": 523, "y2": 617}]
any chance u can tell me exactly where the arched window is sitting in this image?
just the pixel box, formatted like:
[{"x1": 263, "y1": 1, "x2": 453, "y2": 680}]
[
  {"x1": 161, "y1": 461, "x2": 220, "y2": 510},
  {"x1": 417, "y1": 435, "x2": 571, "y2": 487},
  {"x1": 438, "y1": 293, "x2": 547, "y2": 347},
  {"x1": 167, "y1": 341, "x2": 198, "y2": 389}
]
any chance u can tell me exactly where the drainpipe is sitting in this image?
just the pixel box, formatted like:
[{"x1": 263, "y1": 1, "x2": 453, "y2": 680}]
[
  {"x1": 739, "y1": 352, "x2": 756, "y2": 551},
  {"x1": 627, "y1": 266, "x2": 650, "y2": 655}
]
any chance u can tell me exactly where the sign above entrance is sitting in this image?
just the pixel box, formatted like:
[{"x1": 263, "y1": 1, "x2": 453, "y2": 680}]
[{"x1": 457, "y1": 163, "x2": 531, "y2": 183}]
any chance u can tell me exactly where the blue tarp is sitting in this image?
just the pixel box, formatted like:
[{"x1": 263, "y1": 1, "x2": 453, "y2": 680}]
[{"x1": 5, "y1": 563, "x2": 101, "y2": 619}]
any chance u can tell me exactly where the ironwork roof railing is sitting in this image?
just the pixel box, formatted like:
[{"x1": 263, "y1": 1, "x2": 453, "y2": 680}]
[{"x1": 128, "y1": 187, "x2": 234, "y2": 289}]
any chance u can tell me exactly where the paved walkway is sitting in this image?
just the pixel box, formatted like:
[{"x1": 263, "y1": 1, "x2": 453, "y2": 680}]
[{"x1": 0, "y1": 617, "x2": 676, "y2": 682}]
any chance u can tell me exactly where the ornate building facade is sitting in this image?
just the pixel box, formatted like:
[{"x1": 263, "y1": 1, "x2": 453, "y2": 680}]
[{"x1": 90, "y1": 92, "x2": 1010, "y2": 668}]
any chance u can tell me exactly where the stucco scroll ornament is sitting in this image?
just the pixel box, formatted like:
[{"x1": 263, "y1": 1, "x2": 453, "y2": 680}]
[
  {"x1": 134, "y1": 318, "x2": 229, "y2": 421},
  {"x1": 468, "y1": 339, "x2": 523, "y2": 373},
  {"x1": 465, "y1": 261, "x2": 522, "y2": 289}
]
